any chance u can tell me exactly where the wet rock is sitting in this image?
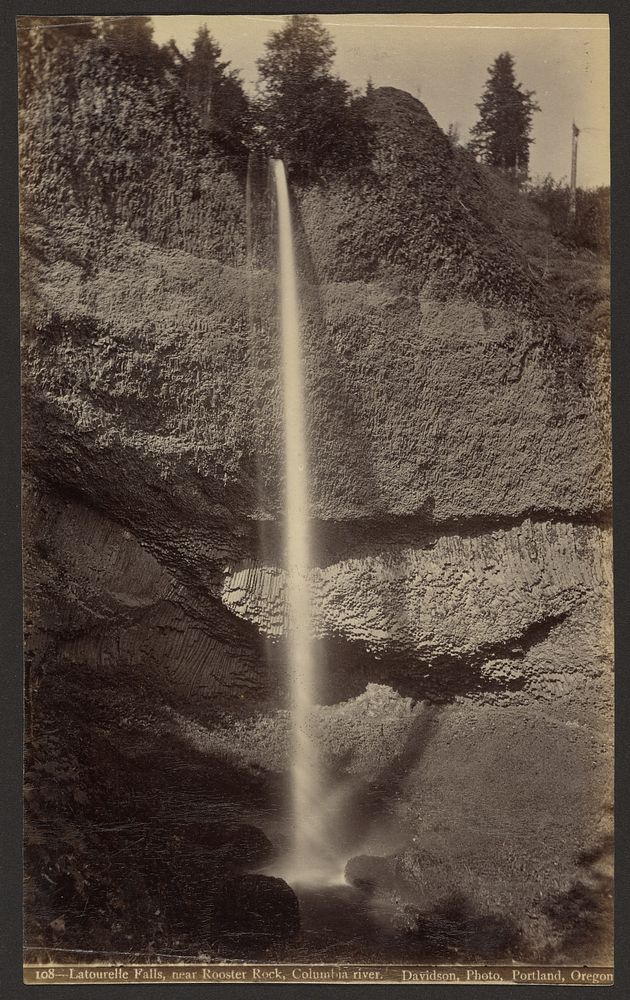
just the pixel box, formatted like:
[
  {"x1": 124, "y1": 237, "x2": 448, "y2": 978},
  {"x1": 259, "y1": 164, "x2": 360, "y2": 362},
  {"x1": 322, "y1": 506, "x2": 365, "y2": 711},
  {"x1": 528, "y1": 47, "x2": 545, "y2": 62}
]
[
  {"x1": 227, "y1": 825, "x2": 276, "y2": 867},
  {"x1": 212, "y1": 874, "x2": 299, "y2": 942},
  {"x1": 345, "y1": 854, "x2": 397, "y2": 894},
  {"x1": 21, "y1": 61, "x2": 612, "y2": 965},
  {"x1": 180, "y1": 822, "x2": 274, "y2": 868}
]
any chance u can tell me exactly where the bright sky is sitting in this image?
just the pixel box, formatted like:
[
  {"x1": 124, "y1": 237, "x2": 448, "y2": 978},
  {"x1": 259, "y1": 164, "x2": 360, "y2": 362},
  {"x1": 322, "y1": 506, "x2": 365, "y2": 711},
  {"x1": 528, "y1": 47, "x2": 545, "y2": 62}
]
[{"x1": 152, "y1": 13, "x2": 610, "y2": 188}]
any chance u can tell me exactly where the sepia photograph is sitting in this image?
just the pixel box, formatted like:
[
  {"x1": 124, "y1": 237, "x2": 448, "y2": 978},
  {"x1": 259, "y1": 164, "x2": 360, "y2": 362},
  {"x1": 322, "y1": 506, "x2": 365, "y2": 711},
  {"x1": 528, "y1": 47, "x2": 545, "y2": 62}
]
[{"x1": 19, "y1": 11, "x2": 612, "y2": 985}]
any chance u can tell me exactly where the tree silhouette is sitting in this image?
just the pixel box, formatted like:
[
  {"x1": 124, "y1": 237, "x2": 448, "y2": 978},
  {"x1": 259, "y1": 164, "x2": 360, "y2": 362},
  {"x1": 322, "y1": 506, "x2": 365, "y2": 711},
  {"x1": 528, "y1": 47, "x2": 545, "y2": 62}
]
[
  {"x1": 100, "y1": 16, "x2": 156, "y2": 58},
  {"x1": 186, "y1": 26, "x2": 224, "y2": 129},
  {"x1": 469, "y1": 52, "x2": 540, "y2": 181},
  {"x1": 184, "y1": 25, "x2": 251, "y2": 158},
  {"x1": 447, "y1": 122, "x2": 461, "y2": 148},
  {"x1": 256, "y1": 14, "x2": 373, "y2": 181}
]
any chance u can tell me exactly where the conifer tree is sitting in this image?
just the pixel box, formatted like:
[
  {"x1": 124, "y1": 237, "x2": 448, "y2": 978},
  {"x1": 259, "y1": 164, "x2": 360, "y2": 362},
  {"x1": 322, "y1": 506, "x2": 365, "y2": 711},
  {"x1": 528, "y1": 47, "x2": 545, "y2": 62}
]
[
  {"x1": 184, "y1": 25, "x2": 251, "y2": 159},
  {"x1": 256, "y1": 14, "x2": 373, "y2": 181},
  {"x1": 185, "y1": 26, "x2": 225, "y2": 129},
  {"x1": 469, "y1": 52, "x2": 540, "y2": 180},
  {"x1": 447, "y1": 122, "x2": 461, "y2": 148},
  {"x1": 98, "y1": 16, "x2": 169, "y2": 78},
  {"x1": 100, "y1": 16, "x2": 156, "y2": 58}
]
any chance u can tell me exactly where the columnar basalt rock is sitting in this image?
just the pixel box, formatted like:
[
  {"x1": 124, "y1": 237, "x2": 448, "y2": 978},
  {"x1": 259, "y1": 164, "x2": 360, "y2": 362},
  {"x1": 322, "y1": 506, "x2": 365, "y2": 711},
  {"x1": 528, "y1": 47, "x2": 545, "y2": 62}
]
[
  {"x1": 21, "y1": 82, "x2": 611, "y2": 961},
  {"x1": 222, "y1": 520, "x2": 611, "y2": 661}
]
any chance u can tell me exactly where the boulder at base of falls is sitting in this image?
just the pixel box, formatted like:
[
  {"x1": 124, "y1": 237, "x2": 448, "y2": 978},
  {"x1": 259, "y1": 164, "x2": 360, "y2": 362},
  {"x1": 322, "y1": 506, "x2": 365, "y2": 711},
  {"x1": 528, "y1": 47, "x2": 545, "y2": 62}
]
[
  {"x1": 179, "y1": 822, "x2": 274, "y2": 868},
  {"x1": 345, "y1": 854, "x2": 398, "y2": 895},
  {"x1": 210, "y1": 874, "x2": 300, "y2": 948}
]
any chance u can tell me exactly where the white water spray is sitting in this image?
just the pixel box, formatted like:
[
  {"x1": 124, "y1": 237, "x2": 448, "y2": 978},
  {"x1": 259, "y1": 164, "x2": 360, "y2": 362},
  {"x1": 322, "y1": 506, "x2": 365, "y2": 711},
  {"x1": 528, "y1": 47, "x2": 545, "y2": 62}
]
[{"x1": 272, "y1": 159, "x2": 341, "y2": 884}]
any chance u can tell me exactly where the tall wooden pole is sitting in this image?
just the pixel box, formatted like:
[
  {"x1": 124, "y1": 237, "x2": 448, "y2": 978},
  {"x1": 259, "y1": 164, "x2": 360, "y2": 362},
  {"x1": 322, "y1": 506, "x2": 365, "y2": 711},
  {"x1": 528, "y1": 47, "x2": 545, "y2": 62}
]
[{"x1": 569, "y1": 122, "x2": 580, "y2": 219}]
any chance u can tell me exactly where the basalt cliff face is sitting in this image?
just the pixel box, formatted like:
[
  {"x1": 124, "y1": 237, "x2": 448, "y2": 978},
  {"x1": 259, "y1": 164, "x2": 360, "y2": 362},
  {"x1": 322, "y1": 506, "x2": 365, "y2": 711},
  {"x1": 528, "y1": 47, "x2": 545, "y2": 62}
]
[{"x1": 22, "y1": 80, "x2": 612, "y2": 962}]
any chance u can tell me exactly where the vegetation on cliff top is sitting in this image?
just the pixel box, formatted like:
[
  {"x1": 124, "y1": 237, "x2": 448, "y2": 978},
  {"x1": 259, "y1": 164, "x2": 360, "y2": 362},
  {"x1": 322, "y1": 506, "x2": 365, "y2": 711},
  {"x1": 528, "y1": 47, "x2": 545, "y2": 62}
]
[
  {"x1": 19, "y1": 22, "x2": 245, "y2": 264},
  {"x1": 19, "y1": 17, "x2": 610, "y2": 505},
  {"x1": 19, "y1": 13, "x2": 607, "y2": 282},
  {"x1": 469, "y1": 52, "x2": 540, "y2": 182},
  {"x1": 254, "y1": 14, "x2": 373, "y2": 181},
  {"x1": 20, "y1": 15, "x2": 611, "y2": 967}
]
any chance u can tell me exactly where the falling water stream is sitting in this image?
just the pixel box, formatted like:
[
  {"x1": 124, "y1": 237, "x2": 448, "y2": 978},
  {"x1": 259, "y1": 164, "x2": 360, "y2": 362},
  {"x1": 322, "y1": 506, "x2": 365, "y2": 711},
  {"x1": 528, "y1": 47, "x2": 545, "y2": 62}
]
[{"x1": 272, "y1": 159, "x2": 341, "y2": 885}]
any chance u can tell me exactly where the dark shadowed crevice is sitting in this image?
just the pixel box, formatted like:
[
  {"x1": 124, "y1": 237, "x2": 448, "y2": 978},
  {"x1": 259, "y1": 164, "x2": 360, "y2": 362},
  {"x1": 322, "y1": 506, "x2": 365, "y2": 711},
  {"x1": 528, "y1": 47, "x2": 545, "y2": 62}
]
[
  {"x1": 313, "y1": 610, "x2": 570, "y2": 705},
  {"x1": 252, "y1": 509, "x2": 611, "y2": 568}
]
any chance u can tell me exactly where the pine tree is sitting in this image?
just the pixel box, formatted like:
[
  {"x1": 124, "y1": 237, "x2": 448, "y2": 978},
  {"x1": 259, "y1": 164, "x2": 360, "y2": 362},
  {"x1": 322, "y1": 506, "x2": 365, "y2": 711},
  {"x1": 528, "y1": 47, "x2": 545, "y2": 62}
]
[
  {"x1": 447, "y1": 122, "x2": 461, "y2": 148},
  {"x1": 469, "y1": 52, "x2": 540, "y2": 181},
  {"x1": 255, "y1": 14, "x2": 373, "y2": 181},
  {"x1": 184, "y1": 26, "x2": 251, "y2": 159},
  {"x1": 185, "y1": 26, "x2": 224, "y2": 129},
  {"x1": 100, "y1": 16, "x2": 156, "y2": 58}
]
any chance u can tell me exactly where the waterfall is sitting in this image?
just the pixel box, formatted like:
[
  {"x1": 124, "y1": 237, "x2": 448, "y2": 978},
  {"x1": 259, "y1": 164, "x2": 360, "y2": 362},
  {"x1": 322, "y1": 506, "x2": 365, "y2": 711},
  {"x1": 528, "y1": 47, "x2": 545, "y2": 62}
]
[{"x1": 272, "y1": 159, "x2": 338, "y2": 884}]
